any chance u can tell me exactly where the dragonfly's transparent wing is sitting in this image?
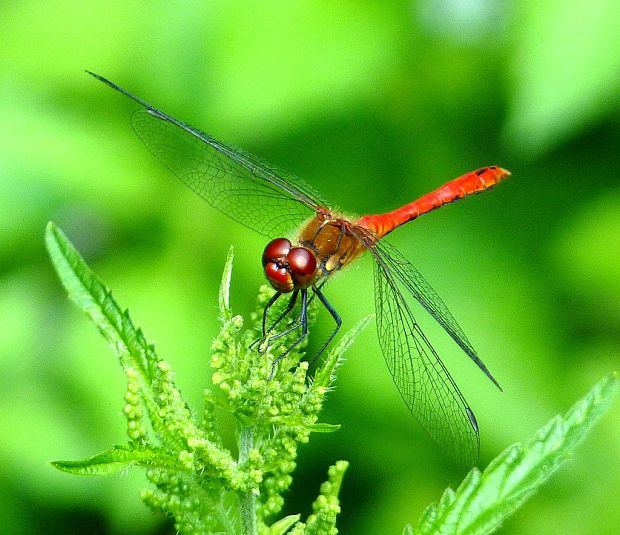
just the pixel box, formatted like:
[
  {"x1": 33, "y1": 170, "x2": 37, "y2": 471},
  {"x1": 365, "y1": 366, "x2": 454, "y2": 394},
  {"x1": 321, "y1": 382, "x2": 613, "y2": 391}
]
[
  {"x1": 372, "y1": 239, "x2": 501, "y2": 390},
  {"x1": 351, "y1": 228, "x2": 480, "y2": 465},
  {"x1": 90, "y1": 72, "x2": 327, "y2": 238}
]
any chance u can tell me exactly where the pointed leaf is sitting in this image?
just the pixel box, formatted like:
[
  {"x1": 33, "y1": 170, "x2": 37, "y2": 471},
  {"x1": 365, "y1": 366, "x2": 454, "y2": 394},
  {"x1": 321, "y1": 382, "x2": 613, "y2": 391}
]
[
  {"x1": 304, "y1": 422, "x2": 341, "y2": 433},
  {"x1": 314, "y1": 315, "x2": 373, "y2": 388},
  {"x1": 51, "y1": 445, "x2": 178, "y2": 476},
  {"x1": 267, "y1": 416, "x2": 340, "y2": 434},
  {"x1": 412, "y1": 373, "x2": 618, "y2": 535},
  {"x1": 219, "y1": 245, "x2": 234, "y2": 321},
  {"x1": 45, "y1": 222, "x2": 154, "y2": 377},
  {"x1": 269, "y1": 514, "x2": 301, "y2": 535}
]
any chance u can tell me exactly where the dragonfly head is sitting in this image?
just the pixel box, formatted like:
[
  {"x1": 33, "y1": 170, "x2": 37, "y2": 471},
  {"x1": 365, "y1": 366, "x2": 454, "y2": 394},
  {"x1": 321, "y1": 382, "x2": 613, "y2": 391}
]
[{"x1": 262, "y1": 238, "x2": 318, "y2": 293}]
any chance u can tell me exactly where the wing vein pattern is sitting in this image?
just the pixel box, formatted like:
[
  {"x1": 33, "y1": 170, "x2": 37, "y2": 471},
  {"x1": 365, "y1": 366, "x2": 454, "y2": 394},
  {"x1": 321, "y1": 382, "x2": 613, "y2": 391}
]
[
  {"x1": 88, "y1": 72, "x2": 327, "y2": 238},
  {"x1": 131, "y1": 109, "x2": 325, "y2": 238},
  {"x1": 351, "y1": 227, "x2": 480, "y2": 465}
]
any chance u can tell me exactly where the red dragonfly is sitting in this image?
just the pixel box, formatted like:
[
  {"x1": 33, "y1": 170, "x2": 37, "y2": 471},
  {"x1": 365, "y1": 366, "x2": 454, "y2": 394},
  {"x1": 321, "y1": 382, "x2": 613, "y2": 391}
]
[{"x1": 89, "y1": 71, "x2": 509, "y2": 466}]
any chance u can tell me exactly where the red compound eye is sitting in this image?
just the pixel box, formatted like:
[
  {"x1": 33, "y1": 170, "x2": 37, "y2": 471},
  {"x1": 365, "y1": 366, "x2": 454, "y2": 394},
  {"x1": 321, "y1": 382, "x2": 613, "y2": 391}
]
[
  {"x1": 287, "y1": 247, "x2": 317, "y2": 288},
  {"x1": 264, "y1": 262, "x2": 294, "y2": 293},
  {"x1": 262, "y1": 238, "x2": 292, "y2": 267}
]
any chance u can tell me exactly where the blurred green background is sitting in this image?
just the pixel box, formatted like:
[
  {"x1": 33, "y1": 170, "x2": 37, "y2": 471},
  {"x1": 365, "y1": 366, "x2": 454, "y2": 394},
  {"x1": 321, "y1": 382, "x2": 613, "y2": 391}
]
[{"x1": 2, "y1": 1, "x2": 619, "y2": 533}]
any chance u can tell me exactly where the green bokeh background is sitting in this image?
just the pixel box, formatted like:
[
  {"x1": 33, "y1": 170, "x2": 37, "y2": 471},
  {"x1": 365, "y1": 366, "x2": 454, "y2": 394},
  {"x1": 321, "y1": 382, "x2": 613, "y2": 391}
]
[{"x1": 2, "y1": 1, "x2": 619, "y2": 533}]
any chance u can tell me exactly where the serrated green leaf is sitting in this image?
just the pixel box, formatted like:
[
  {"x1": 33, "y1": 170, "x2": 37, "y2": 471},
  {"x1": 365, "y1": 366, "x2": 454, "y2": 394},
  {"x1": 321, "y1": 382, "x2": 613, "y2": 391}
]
[
  {"x1": 45, "y1": 222, "x2": 197, "y2": 447},
  {"x1": 51, "y1": 445, "x2": 178, "y2": 476},
  {"x1": 219, "y1": 245, "x2": 234, "y2": 321},
  {"x1": 412, "y1": 372, "x2": 618, "y2": 535},
  {"x1": 45, "y1": 222, "x2": 154, "y2": 377},
  {"x1": 314, "y1": 314, "x2": 373, "y2": 388},
  {"x1": 269, "y1": 514, "x2": 301, "y2": 535}
]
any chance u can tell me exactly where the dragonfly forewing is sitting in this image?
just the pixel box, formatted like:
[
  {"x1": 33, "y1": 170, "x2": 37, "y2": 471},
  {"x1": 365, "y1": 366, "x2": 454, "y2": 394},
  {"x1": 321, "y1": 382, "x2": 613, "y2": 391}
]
[
  {"x1": 89, "y1": 71, "x2": 326, "y2": 238},
  {"x1": 132, "y1": 109, "x2": 321, "y2": 237}
]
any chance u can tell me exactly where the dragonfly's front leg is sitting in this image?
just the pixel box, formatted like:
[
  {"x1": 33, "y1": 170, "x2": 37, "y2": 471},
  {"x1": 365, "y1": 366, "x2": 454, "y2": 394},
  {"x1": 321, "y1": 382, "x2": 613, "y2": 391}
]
[
  {"x1": 251, "y1": 290, "x2": 299, "y2": 353},
  {"x1": 268, "y1": 289, "x2": 309, "y2": 379},
  {"x1": 263, "y1": 289, "x2": 299, "y2": 338},
  {"x1": 251, "y1": 291, "x2": 280, "y2": 352}
]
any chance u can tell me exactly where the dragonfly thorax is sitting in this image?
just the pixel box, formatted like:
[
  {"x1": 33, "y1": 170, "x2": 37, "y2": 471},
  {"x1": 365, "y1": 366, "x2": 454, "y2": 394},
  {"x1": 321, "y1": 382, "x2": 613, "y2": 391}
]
[{"x1": 262, "y1": 238, "x2": 318, "y2": 293}]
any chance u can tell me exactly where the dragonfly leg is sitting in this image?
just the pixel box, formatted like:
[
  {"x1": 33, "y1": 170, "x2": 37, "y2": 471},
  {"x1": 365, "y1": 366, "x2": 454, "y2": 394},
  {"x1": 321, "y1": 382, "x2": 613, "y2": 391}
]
[
  {"x1": 304, "y1": 278, "x2": 326, "y2": 308},
  {"x1": 276, "y1": 278, "x2": 328, "y2": 333},
  {"x1": 308, "y1": 285, "x2": 342, "y2": 366},
  {"x1": 270, "y1": 279, "x2": 326, "y2": 337},
  {"x1": 262, "y1": 291, "x2": 282, "y2": 334},
  {"x1": 263, "y1": 290, "x2": 299, "y2": 337},
  {"x1": 268, "y1": 289, "x2": 309, "y2": 379},
  {"x1": 250, "y1": 291, "x2": 281, "y2": 351},
  {"x1": 268, "y1": 290, "x2": 307, "y2": 343}
]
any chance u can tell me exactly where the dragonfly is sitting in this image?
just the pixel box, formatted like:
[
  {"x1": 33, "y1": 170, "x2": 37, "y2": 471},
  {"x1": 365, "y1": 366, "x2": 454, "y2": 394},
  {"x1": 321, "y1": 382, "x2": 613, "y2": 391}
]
[{"x1": 88, "y1": 71, "x2": 509, "y2": 466}]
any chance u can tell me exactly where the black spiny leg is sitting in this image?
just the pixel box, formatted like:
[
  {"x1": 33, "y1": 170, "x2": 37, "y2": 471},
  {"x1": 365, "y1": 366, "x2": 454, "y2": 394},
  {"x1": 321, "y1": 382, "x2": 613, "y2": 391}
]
[
  {"x1": 262, "y1": 291, "x2": 282, "y2": 336},
  {"x1": 268, "y1": 289, "x2": 308, "y2": 344},
  {"x1": 263, "y1": 289, "x2": 299, "y2": 338},
  {"x1": 268, "y1": 289, "x2": 309, "y2": 379},
  {"x1": 309, "y1": 285, "x2": 342, "y2": 366},
  {"x1": 250, "y1": 291, "x2": 282, "y2": 352}
]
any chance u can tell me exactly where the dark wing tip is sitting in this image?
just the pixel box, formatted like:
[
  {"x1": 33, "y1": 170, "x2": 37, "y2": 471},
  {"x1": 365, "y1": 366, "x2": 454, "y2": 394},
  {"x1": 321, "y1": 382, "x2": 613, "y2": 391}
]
[
  {"x1": 465, "y1": 407, "x2": 479, "y2": 434},
  {"x1": 85, "y1": 70, "x2": 114, "y2": 87},
  {"x1": 494, "y1": 378, "x2": 504, "y2": 392},
  {"x1": 85, "y1": 70, "x2": 155, "y2": 111},
  {"x1": 464, "y1": 346, "x2": 503, "y2": 392},
  {"x1": 483, "y1": 366, "x2": 503, "y2": 392}
]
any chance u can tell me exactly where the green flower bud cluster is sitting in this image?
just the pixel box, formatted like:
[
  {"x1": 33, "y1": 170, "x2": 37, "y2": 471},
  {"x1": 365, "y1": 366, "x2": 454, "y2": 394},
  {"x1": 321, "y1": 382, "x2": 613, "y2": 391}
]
[
  {"x1": 288, "y1": 461, "x2": 349, "y2": 535},
  {"x1": 46, "y1": 228, "x2": 361, "y2": 535},
  {"x1": 124, "y1": 367, "x2": 148, "y2": 444}
]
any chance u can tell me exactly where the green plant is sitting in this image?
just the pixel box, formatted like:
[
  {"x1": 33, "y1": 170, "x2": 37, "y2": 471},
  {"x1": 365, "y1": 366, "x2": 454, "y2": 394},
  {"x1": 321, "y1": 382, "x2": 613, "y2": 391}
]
[
  {"x1": 406, "y1": 371, "x2": 618, "y2": 534},
  {"x1": 45, "y1": 221, "x2": 368, "y2": 535},
  {"x1": 46, "y1": 221, "x2": 617, "y2": 535}
]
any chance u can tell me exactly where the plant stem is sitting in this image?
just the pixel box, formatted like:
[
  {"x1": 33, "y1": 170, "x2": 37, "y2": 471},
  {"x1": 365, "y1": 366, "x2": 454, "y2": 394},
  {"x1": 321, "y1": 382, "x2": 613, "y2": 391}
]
[{"x1": 239, "y1": 426, "x2": 257, "y2": 535}]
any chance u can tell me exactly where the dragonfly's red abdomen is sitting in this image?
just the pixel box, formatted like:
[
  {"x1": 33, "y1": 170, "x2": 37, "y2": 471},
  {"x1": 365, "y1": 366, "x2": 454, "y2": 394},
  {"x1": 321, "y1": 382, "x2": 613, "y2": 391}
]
[
  {"x1": 262, "y1": 237, "x2": 318, "y2": 292},
  {"x1": 357, "y1": 166, "x2": 510, "y2": 238}
]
